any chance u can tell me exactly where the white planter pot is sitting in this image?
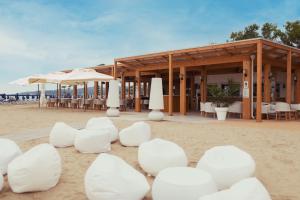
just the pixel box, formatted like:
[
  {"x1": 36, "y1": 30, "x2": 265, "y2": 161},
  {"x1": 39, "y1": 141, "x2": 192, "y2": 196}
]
[{"x1": 215, "y1": 107, "x2": 228, "y2": 121}]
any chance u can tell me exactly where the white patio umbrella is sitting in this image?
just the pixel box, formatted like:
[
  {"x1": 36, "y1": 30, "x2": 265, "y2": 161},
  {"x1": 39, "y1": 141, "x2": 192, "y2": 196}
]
[
  {"x1": 60, "y1": 68, "x2": 113, "y2": 85},
  {"x1": 59, "y1": 68, "x2": 114, "y2": 110},
  {"x1": 9, "y1": 74, "x2": 43, "y2": 107}
]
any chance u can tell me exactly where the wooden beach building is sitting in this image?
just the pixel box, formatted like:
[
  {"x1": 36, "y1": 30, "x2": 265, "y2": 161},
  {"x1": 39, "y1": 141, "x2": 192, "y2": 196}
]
[{"x1": 90, "y1": 38, "x2": 300, "y2": 122}]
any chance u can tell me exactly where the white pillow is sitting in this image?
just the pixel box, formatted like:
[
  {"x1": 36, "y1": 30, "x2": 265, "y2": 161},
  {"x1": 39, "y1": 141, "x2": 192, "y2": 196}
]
[
  {"x1": 86, "y1": 117, "x2": 118, "y2": 142},
  {"x1": 8, "y1": 143, "x2": 61, "y2": 193},
  {"x1": 49, "y1": 122, "x2": 80, "y2": 147},
  {"x1": 0, "y1": 138, "x2": 22, "y2": 175},
  {"x1": 74, "y1": 129, "x2": 111, "y2": 153},
  {"x1": 85, "y1": 153, "x2": 150, "y2": 200},
  {"x1": 119, "y1": 121, "x2": 151, "y2": 147},
  {"x1": 197, "y1": 145, "x2": 255, "y2": 189}
]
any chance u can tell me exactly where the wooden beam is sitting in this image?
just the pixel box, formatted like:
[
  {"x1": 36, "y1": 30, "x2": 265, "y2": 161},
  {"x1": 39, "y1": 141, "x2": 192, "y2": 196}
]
[
  {"x1": 121, "y1": 74, "x2": 125, "y2": 100},
  {"x1": 133, "y1": 55, "x2": 250, "y2": 72},
  {"x1": 73, "y1": 85, "x2": 77, "y2": 98},
  {"x1": 256, "y1": 41, "x2": 263, "y2": 122},
  {"x1": 115, "y1": 39, "x2": 258, "y2": 62},
  {"x1": 93, "y1": 81, "x2": 99, "y2": 98},
  {"x1": 180, "y1": 66, "x2": 186, "y2": 115},
  {"x1": 135, "y1": 71, "x2": 141, "y2": 112},
  {"x1": 201, "y1": 68, "x2": 207, "y2": 102},
  {"x1": 286, "y1": 50, "x2": 292, "y2": 104},
  {"x1": 168, "y1": 54, "x2": 173, "y2": 116},
  {"x1": 295, "y1": 68, "x2": 300, "y2": 103},
  {"x1": 264, "y1": 64, "x2": 271, "y2": 103},
  {"x1": 105, "y1": 82, "x2": 109, "y2": 99},
  {"x1": 242, "y1": 59, "x2": 252, "y2": 119},
  {"x1": 100, "y1": 82, "x2": 103, "y2": 98}
]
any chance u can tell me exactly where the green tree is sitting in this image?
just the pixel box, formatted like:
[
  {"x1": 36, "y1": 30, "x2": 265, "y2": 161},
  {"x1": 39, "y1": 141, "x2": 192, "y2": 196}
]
[
  {"x1": 229, "y1": 20, "x2": 300, "y2": 48},
  {"x1": 230, "y1": 24, "x2": 260, "y2": 41}
]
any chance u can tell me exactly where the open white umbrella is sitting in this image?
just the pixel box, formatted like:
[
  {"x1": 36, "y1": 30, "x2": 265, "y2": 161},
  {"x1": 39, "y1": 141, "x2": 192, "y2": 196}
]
[
  {"x1": 9, "y1": 75, "x2": 43, "y2": 86},
  {"x1": 60, "y1": 68, "x2": 113, "y2": 85},
  {"x1": 28, "y1": 71, "x2": 68, "y2": 84}
]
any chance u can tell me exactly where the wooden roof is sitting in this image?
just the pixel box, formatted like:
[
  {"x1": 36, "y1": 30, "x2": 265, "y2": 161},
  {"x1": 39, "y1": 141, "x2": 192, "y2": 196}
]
[{"x1": 82, "y1": 38, "x2": 300, "y2": 77}]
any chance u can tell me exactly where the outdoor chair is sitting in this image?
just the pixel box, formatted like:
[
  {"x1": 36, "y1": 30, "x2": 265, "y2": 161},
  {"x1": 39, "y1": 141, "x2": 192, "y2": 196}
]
[
  {"x1": 200, "y1": 102, "x2": 205, "y2": 116},
  {"x1": 204, "y1": 102, "x2": 216, "y2": 118},
  {"x1": 291, "y1": 104, "x2": 300, "y2": 118},
  {"x1": 119, "y1": 99, "x2": 126, "y2": 111},
  {"x1": 261, "y1": 103, "x2": 271, "y2": 119},
  {"x1": 83, "y1": 99, "x2": 93, "y2": 109},
  {"x1": 228, "y1": 101, "x2": 242, "y2": 118},
  {"x1": 275, "y1": 102, "x2": 296, "y2": 120},
  {"x1": 143, "y1": 99, "x2": 149, "y2": 109},
  {"x1": 71, "y1": 99, "x2": 79, "y2": 109}
]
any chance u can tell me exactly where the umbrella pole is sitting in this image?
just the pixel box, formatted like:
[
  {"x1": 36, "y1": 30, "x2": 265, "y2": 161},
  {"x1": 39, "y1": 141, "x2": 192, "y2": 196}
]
[
  {"x1": 56, "y1": 83, "x2": 58, "y2": 109},
  {"x1": 38, "y1": 84, "x2": 40, "y2": 108},
  {"x1": 83, "y1": 82, "x2": 86, "y2": 111}
]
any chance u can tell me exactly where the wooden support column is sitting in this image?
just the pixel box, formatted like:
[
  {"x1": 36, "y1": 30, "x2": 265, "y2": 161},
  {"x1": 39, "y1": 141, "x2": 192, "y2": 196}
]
[
  {"x1": 114, "y1": 61, "x2": 117, "y2": 79},
  {"x1": 295, "y1": 68, "x2": 300, "y2": 103},
  {"x1": 128, "y1": 82, "x2": 131, "y2": 98},
  {"x1": 93, "y1": 81, "x2": 99, "y2": 98},
  {"x1": 190, "y1": 76, "x2": 195, "y2": 110},
  {"x1": 135, "y1": 71, "x2": 141, "y2": 112},
  {"x1": 143, "y1": 81, "x2": 147, "y2": 96},
  {"x1": 180, "y1": 66, "x2": 186, "y2": 115},
  {"x1": 121, "y1": 74, "x2": 126, "y2": 100},
  {"x1": 242, "y1": 59, "x2": 252, "y2": 119},
  {"x1": 73, "y1": 85, "x2": 77, "y2": 98},
  {"x1": 168, "y1": 54, "x2": 173, "y2": 116},
  {"x1": 286, "y1": 50, "x2": 292, "y2": 104},
  {"x1": 264, "y1": 64, "x2": 271, "y2": 103},
  {"x1": 256, "y1": 41, "x2": 263, "y2": 122},
  {"x1": 105, "y1": 82, "x2": 109, "y2": 99},
  {"x1": 200, "y1": 68, "x2": 207, "y2": 102},
  {"x1": 58, "y1": 84, "x2": 62, "y2": 98},
  {"x1": 84, "y1": 83, "x2": 88, "y2": 98},
  {"x1": 100, "y1": 82, "x2": 103, "y2": 98}
]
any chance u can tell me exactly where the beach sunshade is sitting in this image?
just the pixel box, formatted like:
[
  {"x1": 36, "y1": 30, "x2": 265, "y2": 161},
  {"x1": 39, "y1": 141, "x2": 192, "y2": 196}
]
[
  {"x1": 9, "y1": 75, "x2": 43, "y2": 86},
  {"x1": 28, "y1": 71, "x2": 68, "y2": 84},
  {"x1": 61, "y1": 68, "x2": 113, "y2": 85}
]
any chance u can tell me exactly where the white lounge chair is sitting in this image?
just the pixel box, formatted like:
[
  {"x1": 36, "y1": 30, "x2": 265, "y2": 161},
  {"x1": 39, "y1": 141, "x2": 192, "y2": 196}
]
[
  {"x1": 228, "y1": 101, "x2": 242, "y2": 118},
  {"x1": 204, "y1": 102, "x2": 216, "y2": 118},
  {"x1": 200, "y1": 102, "x2": 205, "y2": 116},
  {"x1": 275, "y1": 102, "x2": 296, "y2": 120}
]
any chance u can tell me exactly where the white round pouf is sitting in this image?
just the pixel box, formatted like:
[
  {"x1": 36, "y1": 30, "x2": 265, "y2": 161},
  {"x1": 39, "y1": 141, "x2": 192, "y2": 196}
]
[
  {"x1": 138, "y1": 138, "x2": 188, "y2": 176},
  {"x1": 0, "y1": 138, "x2": 22, "y2": 175},
  {"x1": 0, "y1": 173, "x2": 3, "y2": 192},
  {"x1": 85, "y1": 117, "x2": 118, "y2": 142},
  {"x1": 199, "y1": 178, "x2": 271, "y2": 200},
  {"x1": 148, "y1": 110, "x2": 164, "y2": 121},
  {"x1": 49, "y1": 122, "x2": 80, "y2": 147},
  {"x1": 152, "y1": 167, "x2": 217, "y2": 200},
  {"x1": 197, "y1": 145, "x2": 255, "y2": 190},
  {"x1": 85, "y1": 153, "x2": 150, "y2": 200},
  {"x1": 74, "y1": 129, "x2": 111, "y2": 153},
  {"x1": 7, "y1": 143, "x2": 61, "y2": 193},
  {"x1": 106, "y1": 108, "x2": 120, "y2": 117},
  {"x1": 119, "y1": 121, "x2": 151, "y2": 147}
]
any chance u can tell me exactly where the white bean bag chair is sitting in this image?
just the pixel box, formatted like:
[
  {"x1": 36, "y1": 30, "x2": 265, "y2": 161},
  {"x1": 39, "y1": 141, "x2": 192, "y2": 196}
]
[
  {"x1": 138, "y1": 138, "x2": 188, "y2": 176},
  {"x1": 86, "y1": 117, "x2": 118, "y2": 142},
  {"x1": 0, "y1": 138, "x2": 22, "y2": 175},
  {"x1": 0, "y1": 173, "x2": 3, "y2": 192},
  {"x1": 74, "y1": 129, "x2": 111, "y2": 153},
  {"x1": 152, "y1": 167, "x2": 217, "y2": 200},
  {"x1": 49, "y1": 122, "x2": 80, "y2": 147},
  {"x1": 199, "y1": 178, "x2": 271, "y2": 200},
  {"x1": 85, "y1": 153, "x2": 150, "y2": 200},
  {"x1": 197, "y1": 145, "x2": 255, "y2": 190},
  {"x1": 119, "y1": 121, "x2": 151, "y2": 147},
  {"x1": 7, "y1": 143, "x2": 61, "y2": 193}
]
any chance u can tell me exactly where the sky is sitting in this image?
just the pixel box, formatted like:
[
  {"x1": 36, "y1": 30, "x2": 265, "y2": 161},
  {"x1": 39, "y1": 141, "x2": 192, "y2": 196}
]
[{"x1": 0, "y1": 0, "x2": 300, "y2": 94}]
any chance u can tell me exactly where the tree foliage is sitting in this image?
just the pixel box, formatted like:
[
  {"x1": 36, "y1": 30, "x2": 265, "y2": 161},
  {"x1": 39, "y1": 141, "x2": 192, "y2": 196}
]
[{"x1": 230, "y1": 20, "x2": 300, "y2": 48}]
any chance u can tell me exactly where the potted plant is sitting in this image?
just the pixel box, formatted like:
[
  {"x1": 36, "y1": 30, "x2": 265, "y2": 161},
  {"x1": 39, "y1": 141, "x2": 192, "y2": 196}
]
[{"x1": 207, "y1": 79, "x2": 239, "y2": 120}]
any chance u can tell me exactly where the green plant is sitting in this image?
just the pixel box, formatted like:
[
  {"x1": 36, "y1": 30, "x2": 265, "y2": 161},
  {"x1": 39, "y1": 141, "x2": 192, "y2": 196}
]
[{"x1": 207, "y1": 79, "x2": 240, "y2": 107}]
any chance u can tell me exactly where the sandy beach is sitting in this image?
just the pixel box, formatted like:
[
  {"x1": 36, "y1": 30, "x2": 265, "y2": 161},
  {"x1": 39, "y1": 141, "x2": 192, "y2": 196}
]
[{"x1": 0, "y1": 104, "x2": 300, "y2": 200}]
